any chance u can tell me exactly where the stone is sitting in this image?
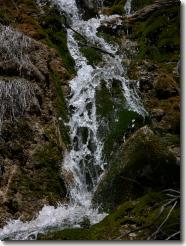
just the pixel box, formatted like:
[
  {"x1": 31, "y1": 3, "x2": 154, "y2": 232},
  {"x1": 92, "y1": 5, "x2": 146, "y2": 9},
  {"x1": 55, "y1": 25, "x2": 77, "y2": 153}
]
[
  {"x1": 94, "y1": 126, "x2": 180, "y2": 210},
  {"x1": 151, "y1": 108, "x2": 165, "y2": 122},
  {"x1": 154, "y1": 73, "x2": 179, "y2": 99}
]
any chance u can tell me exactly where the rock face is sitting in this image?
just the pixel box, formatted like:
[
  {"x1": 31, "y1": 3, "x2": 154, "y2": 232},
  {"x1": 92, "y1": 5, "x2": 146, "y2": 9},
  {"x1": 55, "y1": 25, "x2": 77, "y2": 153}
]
[
  {"x1": 77, "y1": 0, "x2": 99, "y2": 17},
  {"x1": 0, "y1": 1, "x2": 71, "y2": 226},
  {"x1": 154, "y1": 73, "x2": 179, "y2": 99},
  {"x1": 93, "y1": 126, "x2": 180, "y2": 210}
]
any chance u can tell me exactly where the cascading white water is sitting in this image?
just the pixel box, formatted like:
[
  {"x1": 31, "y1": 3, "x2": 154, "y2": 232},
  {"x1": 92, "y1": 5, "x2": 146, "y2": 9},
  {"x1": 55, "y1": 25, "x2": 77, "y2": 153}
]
[
  {"x1": 124, "y1": 0, "x2": 132, "y2": 16},
  {"x1": 0, "y1": 0, "x2": 147, "y2": 240}
]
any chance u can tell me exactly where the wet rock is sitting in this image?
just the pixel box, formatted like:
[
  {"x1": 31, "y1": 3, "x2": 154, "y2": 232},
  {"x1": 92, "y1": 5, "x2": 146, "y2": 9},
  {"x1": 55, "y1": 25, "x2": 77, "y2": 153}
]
[
  {"x1": 151, "y1": 108, "x2": 165, "y2": 122},
  {"x1": 94, "y1": 126, "x2": 180, "y2": 210},
  {"x1": 77, "y1": 0, "x2": 99, "y2": 18},
  {"x1": 0, "y1": 6, "x2": 70, "y2": 225},
  {"x1": 154, "y1": 73, "x2": 179, "y2": 99}
]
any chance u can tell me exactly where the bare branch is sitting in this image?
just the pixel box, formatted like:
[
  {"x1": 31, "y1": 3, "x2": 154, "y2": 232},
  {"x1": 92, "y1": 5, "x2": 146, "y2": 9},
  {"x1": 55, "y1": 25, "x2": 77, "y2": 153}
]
[
  {"x1": 148, "y1": 201, "x2": 178, "y2": 240},
  {"x1": 165, "y1": 231, "x2": 180, "y2": 240}
]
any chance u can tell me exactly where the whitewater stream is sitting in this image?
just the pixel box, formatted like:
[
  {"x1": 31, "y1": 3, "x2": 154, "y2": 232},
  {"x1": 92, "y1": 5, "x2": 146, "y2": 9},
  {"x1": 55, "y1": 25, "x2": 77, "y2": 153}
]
[{"x1": 0, "y1": 0, "x2": 147, "y2": 240}]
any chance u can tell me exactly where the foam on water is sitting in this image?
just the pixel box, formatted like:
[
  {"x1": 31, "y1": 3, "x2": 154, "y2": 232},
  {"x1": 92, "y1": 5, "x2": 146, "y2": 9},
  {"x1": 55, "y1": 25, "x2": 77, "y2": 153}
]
[
  {"x1": 124, "y1": 0, "x2": 133, "y2": 16},
  {"x1": 0, "y1": 0, "x2": 147, "y2": 240}
]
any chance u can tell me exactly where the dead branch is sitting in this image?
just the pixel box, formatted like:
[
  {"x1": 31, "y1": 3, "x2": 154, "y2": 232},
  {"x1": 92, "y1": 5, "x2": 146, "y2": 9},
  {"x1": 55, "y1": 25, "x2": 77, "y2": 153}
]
[
  {"x1": 116, "y1": 204, "x2": 165, "y2": 240},
  {"x1": 61, "y1": 12, "x2": 115, "y2": 58},
  {"x1": 125, "y1": 0, "x2": 180, "y2": 23},
  {"x1": 165, "y1": 230, "x2": 180, "y2": 240},
  {"x1": 147, "y1": 201, "x2": 178, "y2": 240}
]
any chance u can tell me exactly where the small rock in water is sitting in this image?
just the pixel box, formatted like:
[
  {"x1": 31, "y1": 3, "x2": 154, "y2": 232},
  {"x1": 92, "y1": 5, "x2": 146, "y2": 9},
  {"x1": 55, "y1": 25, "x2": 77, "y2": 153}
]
[{"x1": 80, "y1": 216, "x2": 91, "y2": 229}]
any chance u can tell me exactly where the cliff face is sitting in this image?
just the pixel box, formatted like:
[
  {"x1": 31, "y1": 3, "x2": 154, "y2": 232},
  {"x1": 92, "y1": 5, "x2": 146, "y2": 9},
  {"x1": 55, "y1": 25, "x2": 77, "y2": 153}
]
[
  {"x1": 0, "y1": 0, "x2": 72, "y2": 226},
  {"x1": 0, "y1": 0, "x2": 180, "y2": 241}
]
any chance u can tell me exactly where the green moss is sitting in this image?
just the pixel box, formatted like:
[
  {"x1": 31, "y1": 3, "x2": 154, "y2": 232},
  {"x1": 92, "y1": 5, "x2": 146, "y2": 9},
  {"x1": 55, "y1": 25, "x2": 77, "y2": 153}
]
[
  {"x1": 36, "y1": 5, "x2": 75, "y2": 73},
  {"x1": 97, "y1": 30, "x2": 115, "y2": 45},
  {"x1": 131, "y1": 0, "x2": 155, "y2": 12},
  {"x1": 80, "y1": 47, "x2": 102, "y2": 66},
  {"x1": 103, "y1": 109, "x2": 142, "y2": 158},
  {"x1": 133, "y1": 5, "x2": 180, "y2": 63},
  {"x1": 44, "y1": 29, "x2": 75, "y2": 74},
  {"x1": 94, "y1": 127, "x2": 179, "y2": 211},
  {"x1": 95, "y1": 80, "x2": 144, "y2": 160},
  {"x1": 51, "y1": 73, "x2": 70, "y2": 145},
  {"x1": 9, "y1": 143, "x2": 66, "y2": 205},
  {"x1": 0, "y1": 8, "x2": 11, "y2": 25},
  {"x1": 161, "y1": 134, "x2": 180, "y2": 146},
  {"x1": 110, "y1": 0, "x2": 127, "y2": 15},
  {"x1": 38, "y1": 192, "x2": 180, "y2": 240},
  {"x1": 96, "y1": 82, "x2": 115, "y2": 118}
]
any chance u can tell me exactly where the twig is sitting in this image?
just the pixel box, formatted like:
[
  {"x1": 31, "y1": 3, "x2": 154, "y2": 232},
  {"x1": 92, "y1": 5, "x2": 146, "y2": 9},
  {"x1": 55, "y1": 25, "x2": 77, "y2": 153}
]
[
  {"x1": 116, "y1": 204, "x2": 165, "y2": 240},
  {"x1": 162, "y1": 189, "x2": 180, "y2": 194},
  {"x1": 165, "y1": 231, "x2": 180, "y2": 240},
  {"x1": 147, "y1": 201, "x2": 178, "y2": 240},
  {"x1": 10, "y1": 0, "x2": 19, "y2": 12},
  {"x1": 61, "y1": 11, "x2": 115, "y2": 58}
]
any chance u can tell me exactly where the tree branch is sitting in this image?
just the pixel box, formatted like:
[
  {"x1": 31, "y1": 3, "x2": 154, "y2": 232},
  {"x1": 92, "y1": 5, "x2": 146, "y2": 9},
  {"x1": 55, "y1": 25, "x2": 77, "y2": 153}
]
[{"x1": 147, "y1": 201, "x2": 178, "y2": 240}]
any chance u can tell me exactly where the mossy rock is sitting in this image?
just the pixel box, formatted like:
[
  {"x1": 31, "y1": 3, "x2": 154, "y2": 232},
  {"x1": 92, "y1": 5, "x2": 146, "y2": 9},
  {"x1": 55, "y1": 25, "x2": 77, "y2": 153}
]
[
  {"x1": 80, "y1": 47, "x2": 103, "y2": 66},
  {"x1": 93, "y1": 126, "x2": 180, "y2": 211},
  {"x1": 95, "y1": 80, "x2": 145, "y2": 159},
  {"x1": 109, "y1": 0, "x2": 127, "y2": 15},
  {"x1": 6, "y1": 142, "x2": 67, "y2": 219},
  {"x1": 38, "y1": 192, "x2": 180, "y2": 240},
  {"x1": 51, "y1": 73, "x2": 70, "y2": 145},
  {"x1": 154, "y1": 73, "x2": 179, "y2": 99},
  {"x1": 131, "y1": 0, "x2": 155, "y2": 12},
  {"x1": 132, "y1": 4, "x2": 180, "y2": 64}
]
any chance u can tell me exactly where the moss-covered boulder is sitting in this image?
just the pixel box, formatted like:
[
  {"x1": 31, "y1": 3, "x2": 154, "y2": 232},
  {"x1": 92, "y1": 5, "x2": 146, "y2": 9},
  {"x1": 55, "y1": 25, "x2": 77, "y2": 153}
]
[
  {"x1": 154, "y1": 73, "x2": 179, "y2": 99},
  {"x1": 38, "y1": 191, "x2": 180, "y2": 240},
  {"x1": 93, "y1": 126, "x2": 179, "y2": 211}
]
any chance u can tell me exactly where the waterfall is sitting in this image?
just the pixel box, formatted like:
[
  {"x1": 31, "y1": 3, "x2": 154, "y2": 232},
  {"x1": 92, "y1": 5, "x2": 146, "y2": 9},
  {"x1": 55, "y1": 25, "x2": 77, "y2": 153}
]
[
  {"x1": 124, "y1": 0, "x2": 132, "y2": 16},
  {"x1": 0, "y1": 0, "x2": 147, "y2": 240}
]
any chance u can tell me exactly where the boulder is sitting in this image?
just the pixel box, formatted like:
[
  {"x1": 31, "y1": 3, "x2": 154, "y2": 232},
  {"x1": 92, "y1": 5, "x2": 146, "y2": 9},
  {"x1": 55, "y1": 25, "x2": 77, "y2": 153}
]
[
  {"x1": 93, "y1": 126, "x2": 180, "y2": 211},
  {"x1": 154, "y1": 73, "x2": 179, "y2": 99},
  {"x1": 151, "y1": 108, "x2": 165, "y2": 122}
]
